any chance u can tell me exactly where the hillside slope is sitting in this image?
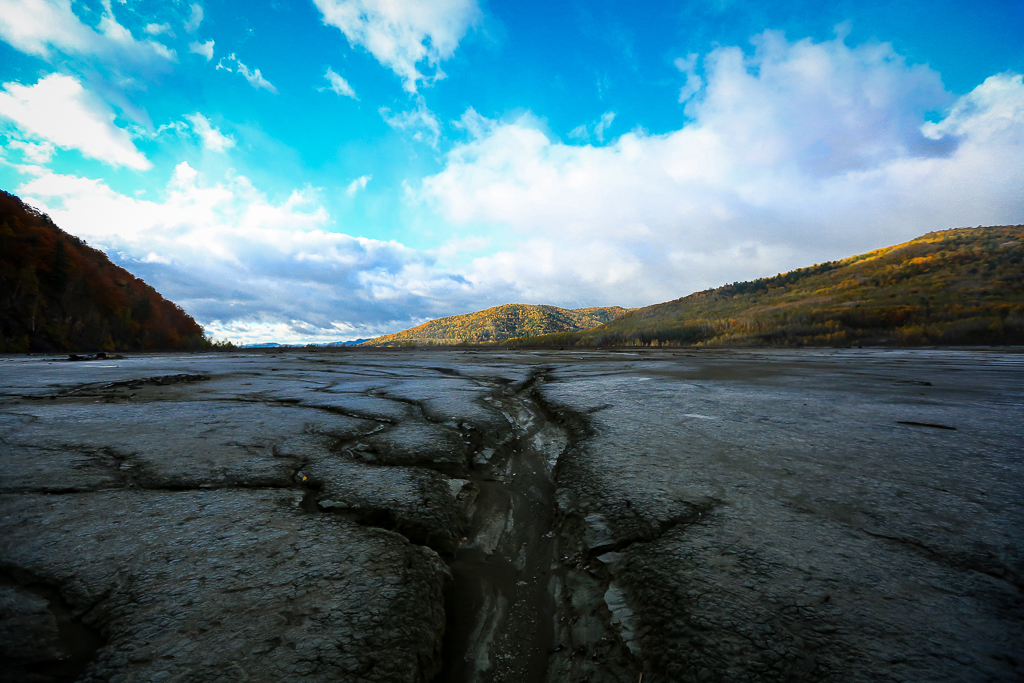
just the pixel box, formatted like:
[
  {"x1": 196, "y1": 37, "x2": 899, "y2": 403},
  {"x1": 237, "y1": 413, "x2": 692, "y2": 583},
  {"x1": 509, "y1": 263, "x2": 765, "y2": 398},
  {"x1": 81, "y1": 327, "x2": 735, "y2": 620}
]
[
  {"x1": 1, "y1": 190, "x2": 208, "y2": 352},
  {"x1": 510, "y1": 226, "x2": 1024, "y2": 347},
  {"x1": 362, "y1": 304, "x2": 630, "y2": 346}
]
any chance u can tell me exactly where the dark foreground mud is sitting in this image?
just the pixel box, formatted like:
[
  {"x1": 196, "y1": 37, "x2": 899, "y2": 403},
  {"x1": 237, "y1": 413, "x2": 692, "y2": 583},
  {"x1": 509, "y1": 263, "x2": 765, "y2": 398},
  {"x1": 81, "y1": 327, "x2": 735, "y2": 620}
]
[{"x1": 0, "y1": 348, "x2": 1021, "y2": 682}]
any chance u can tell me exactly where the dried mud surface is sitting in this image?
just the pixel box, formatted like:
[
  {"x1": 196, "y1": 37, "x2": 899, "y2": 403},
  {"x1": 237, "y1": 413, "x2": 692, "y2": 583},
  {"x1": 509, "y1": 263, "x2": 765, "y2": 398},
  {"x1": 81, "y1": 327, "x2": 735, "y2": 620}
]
[{"x1": 0, "y1": 348, "x2": 1021, "y2": 683}]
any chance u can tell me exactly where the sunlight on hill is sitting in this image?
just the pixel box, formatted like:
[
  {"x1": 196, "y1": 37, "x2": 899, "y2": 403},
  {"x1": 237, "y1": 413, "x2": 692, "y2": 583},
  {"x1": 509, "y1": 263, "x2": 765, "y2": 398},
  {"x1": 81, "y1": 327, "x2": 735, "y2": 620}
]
[
  {"x1": 510, "y1": 226, "x2": 1024, "y2": 348},
  {"x1": 362, "y1": 304, "x2": 629, "y2": 346}
]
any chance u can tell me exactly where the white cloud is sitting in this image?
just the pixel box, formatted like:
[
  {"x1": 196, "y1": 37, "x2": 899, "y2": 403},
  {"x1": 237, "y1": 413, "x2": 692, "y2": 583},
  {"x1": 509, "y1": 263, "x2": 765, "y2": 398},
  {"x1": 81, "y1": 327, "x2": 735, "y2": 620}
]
[
  {"x1": 0, "y1": 0, "x2": 176, "y2": 65},
  {"x1": 923, "y1": 72, "x2": 1024, "y2": 141},
  {"x1": 380, "y1": 96, "x2": 441, "y2": 146},
  {"x1": 0, "y1": 73, "x2": 151, "y2": 169},
  {"x1": 13, "y1": 163, "x2": 479, "y2": 344},
  {"x1": 141, "y1": 251, "x2": 172, "y2": 265},
  {"x1": 146, "y1": 40, "x2": 175, "y2": 62},
  {"x1": 594, "y1": 112, "x2": 615, "y2": 142},
  {"x1": 416, "y1": 33, "x2": 1024, "y2": 308},
  {"x1": 184, "y1": 112, "x2": 234, "y2": 152},
  {"x1": 217, "y1": 53, "x2": 277, "y2": 93},
  {"x1": 189, "y1": 39, "x2": 214, "y2": 61},
  {"x1": 674, "y1": 53, "x2": 703, "y2": 103},
  {"x1": 145, "y1": 22, "x2": 172, "y2": 37},
  {"x1": 346, "y1": 174, "x2": 371, "y2": 196},
  {"x1": 6, "y1": 138, "x2": 54, "y2": 163},
  {"x1": 323, "y1": 66, "x2": 358, "y2": 99},
  {"x1": 184, "y1": 3, "x2": 204, "y2": 33},
  {"x1": 570, "y1": 111, "x2": 617, "y2": 143},
  {"x1": 313, "y1": 0, "x2": 481, "y2": 92},
  {"x1": 237, "y1": 62, "x2": 276, "y2": 93}
]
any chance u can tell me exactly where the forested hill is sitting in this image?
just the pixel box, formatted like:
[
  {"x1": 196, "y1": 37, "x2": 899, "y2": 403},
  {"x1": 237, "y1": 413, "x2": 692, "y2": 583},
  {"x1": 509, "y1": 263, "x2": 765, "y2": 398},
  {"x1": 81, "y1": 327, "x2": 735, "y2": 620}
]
[
  {"x1": 362, "y1": 304, "x2": 630, "y2": 346},
  {"x1": 1, "y1": 190, "x2": 208, "y2": 352},
  {"x1": 510, "y1": 225, "x2": 1024, "y2": 348}
]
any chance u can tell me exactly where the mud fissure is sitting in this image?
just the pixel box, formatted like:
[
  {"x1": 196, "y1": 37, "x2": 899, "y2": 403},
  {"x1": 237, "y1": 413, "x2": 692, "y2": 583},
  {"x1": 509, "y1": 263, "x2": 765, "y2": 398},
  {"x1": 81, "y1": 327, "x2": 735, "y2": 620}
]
[
  {"x1": 430, "y1": 369, "x2": 648, "y2": 682},
  {"x1": 587, "y1": 500, "x2": 723, "y2": 556},
  {"x1": 29, "y1": 373, "x2": 211, "y2": 401},
  {"x1": 0, "y1": 570, "x2": 105, "y2": 682},
  {"x1": 432, "y1": 370, "x2": 562, "y2": 682}
]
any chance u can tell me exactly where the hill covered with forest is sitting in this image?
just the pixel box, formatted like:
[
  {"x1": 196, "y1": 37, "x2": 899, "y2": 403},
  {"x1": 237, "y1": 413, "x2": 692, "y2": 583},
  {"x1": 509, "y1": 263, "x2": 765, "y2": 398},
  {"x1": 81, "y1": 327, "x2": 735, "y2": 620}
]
[
  {"x1": 362, "y1": 304, "x2": 629, "y2": 346},
  {"x1": 509, "y1": 225, "x2": 1024, "y2": 348},
  {"x1": 1, "y1": 190, "x2": 209, "y2": 352}
]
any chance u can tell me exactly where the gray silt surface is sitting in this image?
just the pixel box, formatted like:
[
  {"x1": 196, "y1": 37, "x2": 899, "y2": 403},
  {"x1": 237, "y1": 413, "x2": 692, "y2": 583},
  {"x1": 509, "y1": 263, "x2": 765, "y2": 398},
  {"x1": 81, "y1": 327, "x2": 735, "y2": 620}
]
[{"x1": 0, "y1": 348, "x2": 1021, "y2": 683}]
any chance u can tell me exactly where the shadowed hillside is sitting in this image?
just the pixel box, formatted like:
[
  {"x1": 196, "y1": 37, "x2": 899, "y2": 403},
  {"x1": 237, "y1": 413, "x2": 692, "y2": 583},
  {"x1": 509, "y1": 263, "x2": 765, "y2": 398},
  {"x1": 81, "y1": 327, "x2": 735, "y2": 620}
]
[
  {"x1": 362, "y1": 304, "x2": 630, "y2": 346},
  {"x1": 1, "y1": 190, "x2": 209, "y2": 352},
  {"x1": 510, "y1": 226, "x2": 1024, "y2": 348}
]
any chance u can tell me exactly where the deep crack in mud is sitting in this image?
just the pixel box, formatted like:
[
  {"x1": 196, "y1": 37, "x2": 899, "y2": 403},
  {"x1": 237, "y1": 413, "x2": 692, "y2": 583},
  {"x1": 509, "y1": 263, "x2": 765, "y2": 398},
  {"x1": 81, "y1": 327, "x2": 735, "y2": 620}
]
[
  {"x1": 434, "y1": 371, "x2": 567, "y2": 682},
  {"x1": 435, "y1": 370, "x2": 647, "y2": 682},
  {"x1": 0, "y1": 571, "x2": 105, "y2": 682}
]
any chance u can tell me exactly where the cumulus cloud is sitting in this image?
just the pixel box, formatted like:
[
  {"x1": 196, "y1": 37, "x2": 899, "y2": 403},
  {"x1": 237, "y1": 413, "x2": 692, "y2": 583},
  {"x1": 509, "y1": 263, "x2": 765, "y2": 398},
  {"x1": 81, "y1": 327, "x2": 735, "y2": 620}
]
[
  {"x1": 0, "y1": 0, "x2": 176, "y2": 66},
  {"x1": 189, "y1": 39, "x2": 214, "y2": 61},
  {"x1": 184, "y1": 112, "x2": 234, "y2": 152},
  {"x1": 313, "y1": 0, "x2": 481, "y2": 92},
  {"x1": 923, "y1": 72, "x2": 1024, "y2": 141},
  {"x1": 13, "y1": 163, "x2": 478, "y2": 344},
  {"x1": 217, "y1": 53, "x2": 277, "y2": 93},
  {"x1": 417, "y1": 33, "x2": 1024, "y2": 308},
  {"x1": 322, "y1": 66, "x2": 358, "y2": 99},
  {"x1": 0, "y1": 73, "x2": 151, "y2": 169}
]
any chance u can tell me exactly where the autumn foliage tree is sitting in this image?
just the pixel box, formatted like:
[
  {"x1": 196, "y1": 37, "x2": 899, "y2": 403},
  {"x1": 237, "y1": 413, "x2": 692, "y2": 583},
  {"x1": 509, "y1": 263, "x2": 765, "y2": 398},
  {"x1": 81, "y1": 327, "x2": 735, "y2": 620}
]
[{"x1": 0, "y1": 190, "x2": 209, "y2": 352}]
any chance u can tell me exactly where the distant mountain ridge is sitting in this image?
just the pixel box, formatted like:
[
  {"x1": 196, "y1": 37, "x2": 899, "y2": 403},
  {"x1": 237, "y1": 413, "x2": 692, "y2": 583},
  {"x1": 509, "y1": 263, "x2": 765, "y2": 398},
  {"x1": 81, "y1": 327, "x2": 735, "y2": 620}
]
[
  {"x1": 240, "y1": 339, "x2": 370, "y2": 348},
  {"x1": 362, "y1": 304, "x2": 630, "y2": 346},
  {"x1": 509, "y1": 225, "x2": 1024, "y2": 347},
  {"x1": 1, "y1": 190, "x2": 208, "y2": 352}
]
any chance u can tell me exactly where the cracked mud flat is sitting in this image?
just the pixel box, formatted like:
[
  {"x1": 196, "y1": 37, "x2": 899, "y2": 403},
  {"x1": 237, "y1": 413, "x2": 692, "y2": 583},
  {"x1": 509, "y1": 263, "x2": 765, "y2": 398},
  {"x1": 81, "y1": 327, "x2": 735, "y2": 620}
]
[{"x1": 0, "y1": 348, "x2": 1021, "y2": 683}]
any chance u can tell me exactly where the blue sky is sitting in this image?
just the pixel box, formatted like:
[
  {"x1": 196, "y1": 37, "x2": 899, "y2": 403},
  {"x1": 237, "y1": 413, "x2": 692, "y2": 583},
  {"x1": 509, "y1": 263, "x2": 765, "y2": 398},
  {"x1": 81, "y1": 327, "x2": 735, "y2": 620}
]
[{"x1": 1, "y1": 0, "x2": 1022, "y2": 344}]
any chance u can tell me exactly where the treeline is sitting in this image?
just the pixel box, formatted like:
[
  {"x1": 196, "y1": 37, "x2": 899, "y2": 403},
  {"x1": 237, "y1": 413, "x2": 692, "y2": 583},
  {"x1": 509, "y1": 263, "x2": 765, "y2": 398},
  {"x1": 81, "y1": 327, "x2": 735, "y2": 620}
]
[
  {"x1": 0, "y1": 190, "x2": 211, "y2": 352},
  {"x1": 510, "y1": 226, "x2": 1024, "y2": 348}
]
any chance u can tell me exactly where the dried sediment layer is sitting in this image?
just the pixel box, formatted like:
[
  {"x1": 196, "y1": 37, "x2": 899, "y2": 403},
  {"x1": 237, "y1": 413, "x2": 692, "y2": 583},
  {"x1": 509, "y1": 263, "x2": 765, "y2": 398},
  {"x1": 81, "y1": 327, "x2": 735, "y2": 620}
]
[
  {"x1": 539, "y1": 350, "x2": 1024, "y2": 683},
  {"x1": 1, "y1": 489, "x2": 448, "y2": 682},
  {"x1": 0, "y1": 355, "x2": 508, "y2": 683},
  {"x1": 0, "y1": 349, "x2": 1021, "y2": 683}
]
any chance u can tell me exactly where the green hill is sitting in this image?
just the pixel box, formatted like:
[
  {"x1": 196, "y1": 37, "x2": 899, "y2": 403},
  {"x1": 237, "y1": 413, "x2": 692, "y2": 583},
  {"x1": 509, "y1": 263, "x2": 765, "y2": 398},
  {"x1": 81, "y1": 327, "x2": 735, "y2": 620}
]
[
  {"x1": 362, "y1": 304, "x2": 630, "y2": 346},
  {"x1": 1, "y1": 190, "x2": 210, "y2": 352},
  {"x1": 509, "y1": 225, "x2": 1024, "y2": 348}
]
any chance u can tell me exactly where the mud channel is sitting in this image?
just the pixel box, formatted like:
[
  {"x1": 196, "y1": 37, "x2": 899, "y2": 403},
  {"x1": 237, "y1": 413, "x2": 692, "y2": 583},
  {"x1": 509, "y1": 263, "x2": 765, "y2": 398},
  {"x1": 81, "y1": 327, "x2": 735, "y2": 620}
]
[{"x1": 435, "y1": 374, "x2": 566, "y2": 682}]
